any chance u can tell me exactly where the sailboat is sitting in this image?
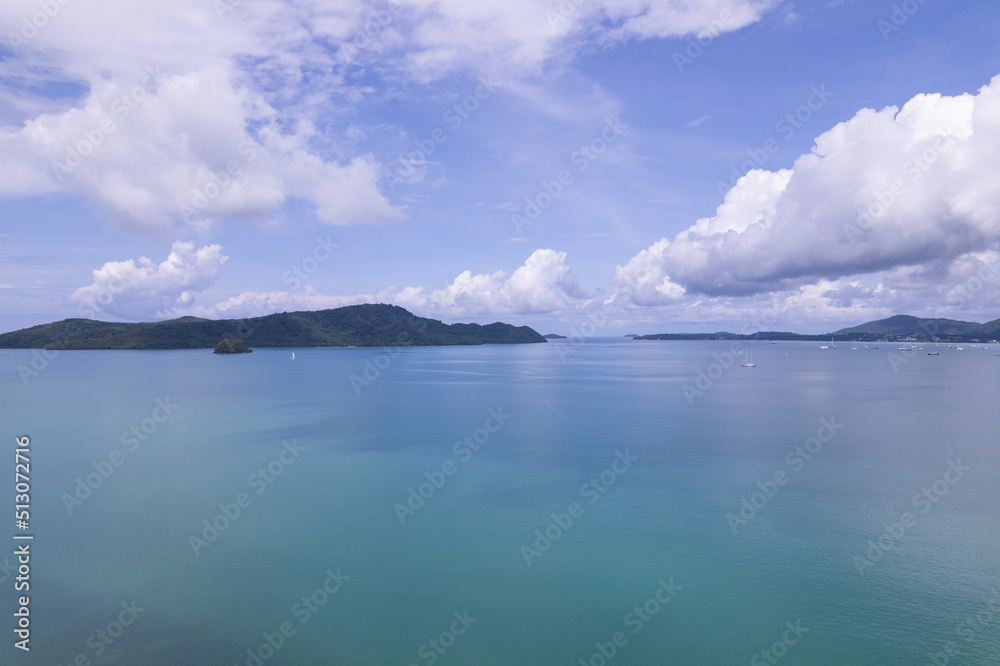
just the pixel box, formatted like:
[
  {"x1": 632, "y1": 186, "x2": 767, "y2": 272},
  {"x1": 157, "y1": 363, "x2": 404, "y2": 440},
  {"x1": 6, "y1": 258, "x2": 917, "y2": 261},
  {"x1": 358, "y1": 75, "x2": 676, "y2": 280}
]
[
  {"x1": 741, "y1": 346, "x2": 756, "y2": 367},
  {"x1": 291, "y1": 352, "x2": 296, "y2": 360}
]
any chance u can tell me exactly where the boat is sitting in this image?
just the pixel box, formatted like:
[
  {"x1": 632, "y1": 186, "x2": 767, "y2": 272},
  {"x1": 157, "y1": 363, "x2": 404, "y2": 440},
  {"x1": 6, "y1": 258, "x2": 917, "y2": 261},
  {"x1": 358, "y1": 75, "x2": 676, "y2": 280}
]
[
  {"x1": 291, "y1": 352, "x2": 296, "y2": 360},
  {"x1": 851, "y1": 341, "x2": 858, "y2": 350},
  {"x1": 927, "y1": 352, "x2": 940, "y2": 355},
  {"x1": 741, "y1": 346, "x2": 756, "y2": 367},
  {"x1": 898, "y1": 347, "x2": 912, "y2": 351}
]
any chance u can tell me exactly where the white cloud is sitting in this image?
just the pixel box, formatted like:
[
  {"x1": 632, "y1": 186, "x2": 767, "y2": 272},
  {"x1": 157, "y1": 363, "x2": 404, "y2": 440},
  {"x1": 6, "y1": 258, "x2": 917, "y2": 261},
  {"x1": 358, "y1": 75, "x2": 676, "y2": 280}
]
[
  {"x1": 613, "y1": 76, "x2": 1000, "y2": 309},
  {"x1": 601, "y1": 0, "x2": 779, "y2": 42},
  {"x1": 381, "y1": 249, "x2": 588, "y2": 317},
  {"x1": 70, "y1": 242, "x2": 228, "y2": 319},
  {"x1": 169, "y1": 287, "x2": 372, "y2": 320},
  {"x1": 0, "y1": 0, "x2": 779, "y2": 233},
  {"x1": 0, "y1": 62, "x2": 401, "y2": 232}
]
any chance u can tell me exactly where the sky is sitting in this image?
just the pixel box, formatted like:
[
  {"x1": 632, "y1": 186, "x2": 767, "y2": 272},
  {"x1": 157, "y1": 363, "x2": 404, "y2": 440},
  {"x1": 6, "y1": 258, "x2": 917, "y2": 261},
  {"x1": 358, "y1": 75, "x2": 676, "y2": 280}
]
[{"x1": 1, "y1": 0, "x2": 1000, "y2": 335}]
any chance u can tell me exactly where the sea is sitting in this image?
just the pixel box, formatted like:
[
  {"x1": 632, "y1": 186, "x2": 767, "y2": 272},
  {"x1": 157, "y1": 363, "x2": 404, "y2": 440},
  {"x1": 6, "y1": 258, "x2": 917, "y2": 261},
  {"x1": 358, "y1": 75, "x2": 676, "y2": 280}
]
[{"x1": 1, "y1": 339, "x2": 998, "y2": 665}]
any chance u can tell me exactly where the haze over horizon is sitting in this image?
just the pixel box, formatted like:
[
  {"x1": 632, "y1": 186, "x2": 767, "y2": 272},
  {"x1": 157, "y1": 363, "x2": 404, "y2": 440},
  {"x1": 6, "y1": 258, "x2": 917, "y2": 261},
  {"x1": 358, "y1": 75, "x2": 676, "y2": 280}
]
[{"x1": 2, "y1": 1, "x2": 1000, "y2": 336}]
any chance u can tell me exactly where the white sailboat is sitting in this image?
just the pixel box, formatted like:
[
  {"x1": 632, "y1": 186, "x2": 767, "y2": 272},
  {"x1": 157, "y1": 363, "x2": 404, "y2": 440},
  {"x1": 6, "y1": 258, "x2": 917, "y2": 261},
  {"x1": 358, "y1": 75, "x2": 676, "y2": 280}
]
[
  {"x1": 291, "y1": 352, "x2": 296, "y2": 360},
  {"x1": 741, "y1": 346, "x2": 756, "y2": 367}
]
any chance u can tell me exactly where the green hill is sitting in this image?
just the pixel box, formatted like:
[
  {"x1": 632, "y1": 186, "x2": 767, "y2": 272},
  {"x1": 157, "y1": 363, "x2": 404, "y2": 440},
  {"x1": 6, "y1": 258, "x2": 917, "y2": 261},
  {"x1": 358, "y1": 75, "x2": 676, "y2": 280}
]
[
  {"x1": 632, "y1": 315, "x2": 1000, "y2": 342},
  {"x1": 0, "y1": 304, "x2": 547, "y2": 350},
  {"x1": 833, "y1": 315, "x2": 1000, "y2": 341}
]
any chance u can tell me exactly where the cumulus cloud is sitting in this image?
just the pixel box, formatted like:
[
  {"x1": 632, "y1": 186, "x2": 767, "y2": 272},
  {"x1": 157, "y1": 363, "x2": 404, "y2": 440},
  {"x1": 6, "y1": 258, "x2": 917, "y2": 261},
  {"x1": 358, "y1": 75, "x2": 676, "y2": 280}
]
[
  {"x1": 0, "y1": 62, "x2": 401, "y2": 232},
  {"x1": 167, "y1": 249, "x2": 595, "y2": 322},
  {"x1": 169, "y1": 288, "x2": 372, "y2": 320},
  {"x1": 70, "y1": 242, "x2": 228, "y2": 319},
  {"x1": 0, "y1": 0, "x2": 779, "y2": 233},
  {"x1": 613, "y1": 76, "x2": 1000, "y2": 310},
  {"x1": 381, "y1": 249, "x2": 588, "y2": 317}
]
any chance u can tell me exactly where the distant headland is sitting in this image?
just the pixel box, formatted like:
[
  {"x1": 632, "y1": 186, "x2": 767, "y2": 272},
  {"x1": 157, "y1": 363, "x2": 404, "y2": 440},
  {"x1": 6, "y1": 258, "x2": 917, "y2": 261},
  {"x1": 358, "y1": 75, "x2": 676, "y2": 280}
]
[
  {"x1": 633, "y1": 315, "x2": 1000, "y2": 343},
  {"x1": 0, "y1": 304, "x2": 546, "y2": 350}
]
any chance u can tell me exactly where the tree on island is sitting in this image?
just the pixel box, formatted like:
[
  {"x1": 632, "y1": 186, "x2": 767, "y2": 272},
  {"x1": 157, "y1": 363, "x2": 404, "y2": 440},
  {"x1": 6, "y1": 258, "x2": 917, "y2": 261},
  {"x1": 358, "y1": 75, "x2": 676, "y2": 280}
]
[{"x1": 214, "y1": 339, "x2": 252, "y2": 354}]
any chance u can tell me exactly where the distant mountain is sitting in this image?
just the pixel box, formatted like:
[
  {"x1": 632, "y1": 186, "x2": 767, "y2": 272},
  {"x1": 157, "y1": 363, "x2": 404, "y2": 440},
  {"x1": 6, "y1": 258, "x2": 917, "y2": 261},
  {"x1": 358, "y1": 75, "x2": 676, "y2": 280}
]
[
  {"x1": 543, "y1": 333, "x2": 567, "y2": 339},
  {"x1": 634, "y1": 331, "x2": 819, "y2": 341},
  {"x1": 0, "y1": 304, "x2": 547, "y2": 350},
  {"x1": 632, "y1": 315, "x2": 1000, "y2": 342},
  {"x1": 833, "y1": 315, "x2": 1000, "y2": 341}
]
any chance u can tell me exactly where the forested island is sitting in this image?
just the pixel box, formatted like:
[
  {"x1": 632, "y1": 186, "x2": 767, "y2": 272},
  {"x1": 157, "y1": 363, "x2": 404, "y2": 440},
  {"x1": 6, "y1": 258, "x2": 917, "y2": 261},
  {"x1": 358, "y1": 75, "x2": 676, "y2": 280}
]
[
  {"x1": 213, "y1": 339, "x2": 252, "y2": 354},
  {"x1": 0, "y1": 304, "x2": 546, "y2": 350}
]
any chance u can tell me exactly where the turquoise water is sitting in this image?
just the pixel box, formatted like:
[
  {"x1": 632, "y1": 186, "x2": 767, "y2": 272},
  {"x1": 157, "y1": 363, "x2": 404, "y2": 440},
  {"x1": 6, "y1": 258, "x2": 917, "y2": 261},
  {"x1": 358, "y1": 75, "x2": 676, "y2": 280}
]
[{"x1": 1, "y1": 340, "x2": 999, "y2": 665}]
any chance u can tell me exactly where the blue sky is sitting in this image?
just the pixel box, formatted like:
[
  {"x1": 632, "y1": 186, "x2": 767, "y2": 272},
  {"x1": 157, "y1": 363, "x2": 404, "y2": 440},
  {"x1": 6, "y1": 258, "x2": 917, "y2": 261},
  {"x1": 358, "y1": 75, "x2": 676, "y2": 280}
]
[{"x1": 2, "y1": 0, "x2": 1000, "y2": 335}]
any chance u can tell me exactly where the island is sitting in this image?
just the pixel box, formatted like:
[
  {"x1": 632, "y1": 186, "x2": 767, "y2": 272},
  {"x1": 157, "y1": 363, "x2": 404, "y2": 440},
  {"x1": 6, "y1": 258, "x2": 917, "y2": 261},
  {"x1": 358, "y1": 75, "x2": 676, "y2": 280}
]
[
  {"x1": 631, "y1": 315, "x2": 1000, "y2": 343},
  {"x1": 0, "y1": 303, "x2": 547, "y2": 350},
  {"x1": 543, "y1": 333, "x2": 567, "y2": 339},
  {"x1": 213, "y1": 339, "x2": 252, "y2": 354}
]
